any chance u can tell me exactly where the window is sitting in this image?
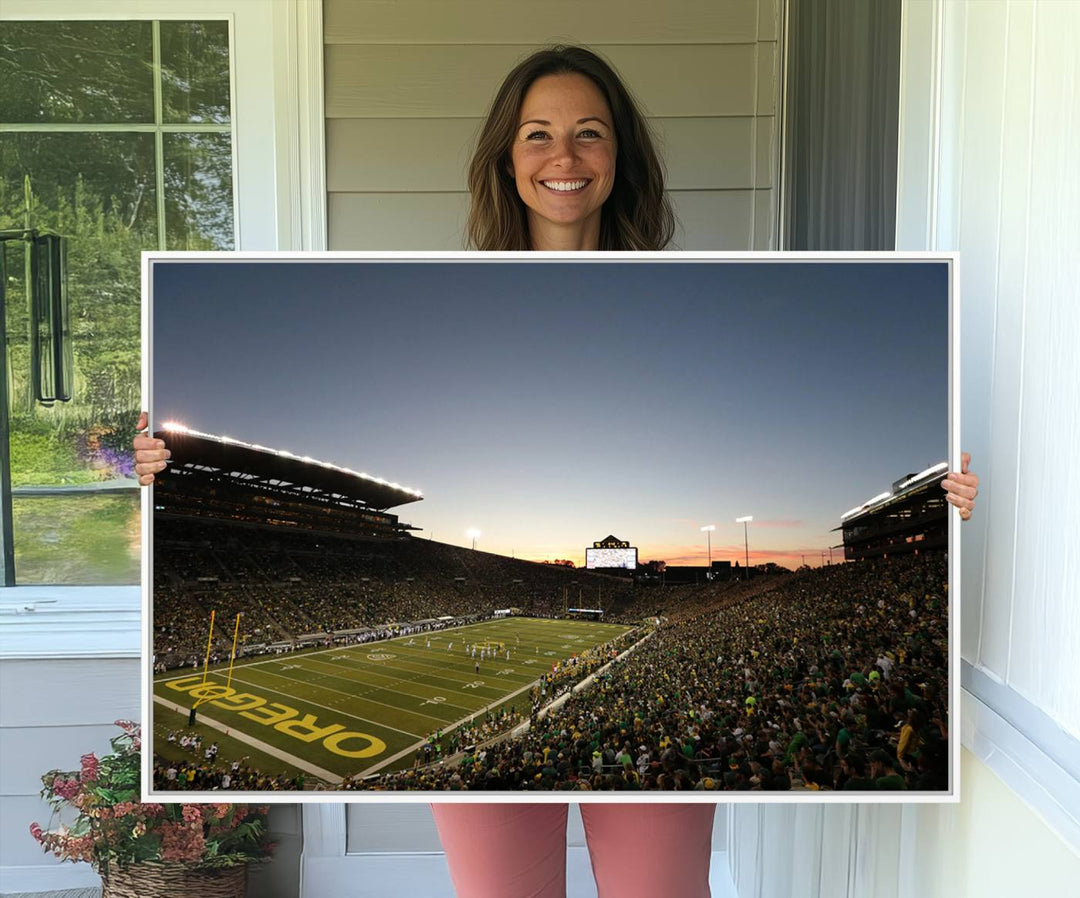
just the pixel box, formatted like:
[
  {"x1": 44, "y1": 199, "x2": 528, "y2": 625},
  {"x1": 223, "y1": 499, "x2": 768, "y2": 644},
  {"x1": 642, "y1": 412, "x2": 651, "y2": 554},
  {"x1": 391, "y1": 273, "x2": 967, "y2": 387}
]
[{"x1": 0, "y1": 19, "x2": 234, "y2": 585}]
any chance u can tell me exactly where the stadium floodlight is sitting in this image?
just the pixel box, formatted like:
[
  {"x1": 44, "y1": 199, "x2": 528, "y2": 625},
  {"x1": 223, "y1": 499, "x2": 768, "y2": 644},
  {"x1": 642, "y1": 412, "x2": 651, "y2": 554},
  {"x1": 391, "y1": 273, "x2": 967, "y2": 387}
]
[
  {"x1": 895, "y1": 461, "x2": 949, "y2": 492},
  {"x1": 467, "y1": 528, "x2": 481, "y2": 550},
  {"x1": 735, "y1": 516, "x2": 752, "y2": 578},
  {"x1": 700, "y1": 524, "x2": 715, "y2": 569},
  {"x1": 840, "y1": 490, "x2": 893, "y2": 521}
]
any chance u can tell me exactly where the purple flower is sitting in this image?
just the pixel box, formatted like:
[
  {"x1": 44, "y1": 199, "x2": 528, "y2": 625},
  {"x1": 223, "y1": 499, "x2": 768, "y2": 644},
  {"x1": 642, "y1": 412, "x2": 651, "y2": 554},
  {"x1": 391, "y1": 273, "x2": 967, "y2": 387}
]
[{"x1": 95, "y1": 446, "x2": 136, "y2": 480}]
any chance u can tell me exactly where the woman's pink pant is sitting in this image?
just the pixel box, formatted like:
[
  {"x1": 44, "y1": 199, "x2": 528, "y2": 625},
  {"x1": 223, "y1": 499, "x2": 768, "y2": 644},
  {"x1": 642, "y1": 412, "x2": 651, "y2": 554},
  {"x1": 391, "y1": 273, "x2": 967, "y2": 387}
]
[{"x1": 431, "y1": 803, "x2": 716, "y2": 898}]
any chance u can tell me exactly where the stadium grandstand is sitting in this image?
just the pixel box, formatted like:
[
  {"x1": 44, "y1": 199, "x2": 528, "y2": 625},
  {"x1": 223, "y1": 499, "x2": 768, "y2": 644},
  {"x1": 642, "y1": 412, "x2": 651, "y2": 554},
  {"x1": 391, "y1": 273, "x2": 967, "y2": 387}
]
[
  {"x1": 153, "y1": 424, "x2": 423, "y2": 537},
  {"x1": 152, "y1": 434, "x2": 950, "y2": 794},
  {"x1": 837, "y1": 462, "x2": 949, "y2": 561}
]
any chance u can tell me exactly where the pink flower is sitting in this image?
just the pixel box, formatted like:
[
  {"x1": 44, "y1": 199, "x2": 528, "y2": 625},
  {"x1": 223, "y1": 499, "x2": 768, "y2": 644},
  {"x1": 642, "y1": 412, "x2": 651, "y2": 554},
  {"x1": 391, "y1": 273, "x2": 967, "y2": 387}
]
[
  {"x1": 80, "y1": 753, "x2": 100, "y2": 782},
  {"x1": 160, "y1": 821, "x2": 206, "y2": 863},
  {"x1": 181, "y1": 805, "x2": 202, "y2": 824},
  {"x1": 62, "y1": 833, "x2": 96, "y2": 863},
  {"x1": 52, "y1": 778, "x2": 80, "y2": 801},
  {"x1": 29, "y1": 822, "x2": 43, "y2": 842}
]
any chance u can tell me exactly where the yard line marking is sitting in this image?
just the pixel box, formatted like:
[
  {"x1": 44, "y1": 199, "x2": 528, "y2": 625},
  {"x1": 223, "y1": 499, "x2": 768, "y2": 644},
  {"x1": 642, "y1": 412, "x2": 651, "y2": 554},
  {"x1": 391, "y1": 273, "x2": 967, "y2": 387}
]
[
  {"x1": 152, "y1": 695, "x2": 340, "y2": 784},
  {"x1": 249, "y1": 658, "x2": 502, "y2": 708},
  {"x1": 236, "y1": 662, "x2": 487, "y2": 710},
  {"x1": 357, "y1": 676, "x2": 543, "y2": 778},
  {"x1": 224, "y1": 668, "x2": 475, "y2": 727},
  {"x1": 216, "y1": 671, "x2": 434, "y2": 738},
  {"x1": 297, "y1": 652, "x2": 534, "y2": 691},
  {"x1": 294, "y1": 661, "x2": 534, "y2": 702},
  {"x1": 198, "y1": 619, "x2": 632, "y2": 676}
]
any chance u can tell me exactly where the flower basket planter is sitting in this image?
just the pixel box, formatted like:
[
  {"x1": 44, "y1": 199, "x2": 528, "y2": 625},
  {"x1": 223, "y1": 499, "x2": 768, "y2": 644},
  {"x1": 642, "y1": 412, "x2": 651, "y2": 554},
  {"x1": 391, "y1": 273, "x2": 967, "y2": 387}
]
[
  {"x1": 101, "y1": 862, "x2": 247, "y2": 898},
  {"x1": 32, "y1": 723, "x2": 272, "y2": 891}
]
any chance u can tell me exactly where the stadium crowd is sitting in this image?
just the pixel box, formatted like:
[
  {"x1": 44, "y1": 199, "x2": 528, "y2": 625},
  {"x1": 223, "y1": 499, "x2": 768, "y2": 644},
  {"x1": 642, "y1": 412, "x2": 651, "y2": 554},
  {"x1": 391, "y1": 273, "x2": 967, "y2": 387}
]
[{"x1": 340, "y1": 553, "x2": 948, "y2": 792}]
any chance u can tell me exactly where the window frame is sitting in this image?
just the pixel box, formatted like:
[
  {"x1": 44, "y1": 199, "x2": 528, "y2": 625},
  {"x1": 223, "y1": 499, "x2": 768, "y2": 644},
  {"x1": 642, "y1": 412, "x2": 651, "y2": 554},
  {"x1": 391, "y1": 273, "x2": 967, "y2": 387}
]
[{"x1": 0, "y1": 0, "x2": 325, "y2": 659}]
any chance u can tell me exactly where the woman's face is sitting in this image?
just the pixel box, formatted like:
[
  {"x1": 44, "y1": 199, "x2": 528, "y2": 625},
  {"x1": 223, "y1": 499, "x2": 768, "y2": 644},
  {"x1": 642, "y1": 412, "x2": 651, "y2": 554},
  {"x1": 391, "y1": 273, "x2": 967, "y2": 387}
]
[{"x1": 509, "y1": 73, "x2": 617, "y2": 246}]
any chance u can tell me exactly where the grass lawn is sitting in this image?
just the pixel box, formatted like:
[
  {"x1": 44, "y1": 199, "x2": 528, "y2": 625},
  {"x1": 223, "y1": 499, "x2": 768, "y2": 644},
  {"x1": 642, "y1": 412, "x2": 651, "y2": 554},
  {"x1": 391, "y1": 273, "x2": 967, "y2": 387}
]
[
  {"x1": 13, "y1": 492, "x2": 140, "y2": 584},
  {"x1": 153, "y1": 616, "x2": 635, "y2": 785}
]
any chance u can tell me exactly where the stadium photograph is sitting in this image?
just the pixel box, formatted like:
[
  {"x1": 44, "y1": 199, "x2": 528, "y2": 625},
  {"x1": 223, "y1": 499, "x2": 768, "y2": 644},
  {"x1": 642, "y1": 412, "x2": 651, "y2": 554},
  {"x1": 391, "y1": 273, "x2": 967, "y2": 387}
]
[{"x1": 146, "y1": 256, "x2": 954, "y2": 797}]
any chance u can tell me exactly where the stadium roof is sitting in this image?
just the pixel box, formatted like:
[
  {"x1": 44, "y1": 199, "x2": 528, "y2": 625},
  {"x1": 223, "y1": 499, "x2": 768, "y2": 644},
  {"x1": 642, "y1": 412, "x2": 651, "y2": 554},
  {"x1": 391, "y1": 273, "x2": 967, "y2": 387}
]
[
  {"x1": 837, "y1": 461, "x2": 948, "y2": 526},
  {"x1": 157, "y1": 424, "x2": 423, "y2": 511}
]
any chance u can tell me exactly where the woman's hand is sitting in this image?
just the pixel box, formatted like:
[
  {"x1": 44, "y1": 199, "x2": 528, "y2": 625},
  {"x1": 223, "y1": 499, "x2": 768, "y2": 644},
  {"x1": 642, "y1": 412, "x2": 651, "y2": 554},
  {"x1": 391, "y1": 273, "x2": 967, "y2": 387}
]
[
  {"x1": 133, "y1": 411, "x2": 170, "y2": 486},
  {"x1": 942, "y1": 452, "x2": 979, "y2": 520}
]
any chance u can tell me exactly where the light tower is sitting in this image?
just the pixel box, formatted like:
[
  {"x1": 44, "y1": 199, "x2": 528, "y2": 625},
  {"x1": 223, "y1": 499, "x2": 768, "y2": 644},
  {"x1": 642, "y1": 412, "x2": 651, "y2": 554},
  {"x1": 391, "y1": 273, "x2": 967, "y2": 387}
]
[
  {"x1": 700, "y1": 524, "x2": 716, "y2": 572},
  {"x1": 735, "y1": 515, "x2": 753, "y2": 578}
]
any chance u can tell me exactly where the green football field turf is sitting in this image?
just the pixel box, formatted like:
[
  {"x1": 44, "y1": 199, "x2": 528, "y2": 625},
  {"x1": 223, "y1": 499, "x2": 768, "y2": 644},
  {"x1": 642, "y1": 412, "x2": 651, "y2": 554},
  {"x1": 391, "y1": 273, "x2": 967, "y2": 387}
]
[{"x1": 153, "y1": 616, "x2": 635, "y2": 785}]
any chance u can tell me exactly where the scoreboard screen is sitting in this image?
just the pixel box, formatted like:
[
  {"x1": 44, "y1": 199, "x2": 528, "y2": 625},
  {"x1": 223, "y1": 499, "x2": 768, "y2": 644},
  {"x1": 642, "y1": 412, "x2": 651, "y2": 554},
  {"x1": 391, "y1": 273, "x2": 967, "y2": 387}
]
[{"x1": 586, "y1": 547, "x2": 637, "y2": 570}]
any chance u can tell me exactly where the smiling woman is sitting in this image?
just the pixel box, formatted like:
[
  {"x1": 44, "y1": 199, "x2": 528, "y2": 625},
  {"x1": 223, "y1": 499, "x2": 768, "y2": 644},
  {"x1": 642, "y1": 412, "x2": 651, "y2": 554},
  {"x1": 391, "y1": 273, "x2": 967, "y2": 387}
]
[{"x1": 466, "y1": 45, "x2": 674, "y2": 251}]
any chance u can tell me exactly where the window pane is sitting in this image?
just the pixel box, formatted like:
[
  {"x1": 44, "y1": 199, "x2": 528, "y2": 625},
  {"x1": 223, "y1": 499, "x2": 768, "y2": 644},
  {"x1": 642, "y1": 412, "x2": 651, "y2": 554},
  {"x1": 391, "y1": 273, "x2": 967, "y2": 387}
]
[
  {"x1": 12, "y1": 493, "x2": 140, "y2": 585},
  {"x1": 0, "y1": 133, "x2": 159, "y2": 242},
  {"x1": 164, "y1": 133, "x2": 235, "y2": 249},
  {"x1": 2, "y1": 132, "x2": 152, "y2": 586},
  {"x1": 0, "y1": 21, "x2": 154, "y2": 124},
  {"x1": 1, "y1": 131, "x2": 154, "y2": 423},
  {"x1": 160, "y1": 20, "x2": 232, "y2": 124}
]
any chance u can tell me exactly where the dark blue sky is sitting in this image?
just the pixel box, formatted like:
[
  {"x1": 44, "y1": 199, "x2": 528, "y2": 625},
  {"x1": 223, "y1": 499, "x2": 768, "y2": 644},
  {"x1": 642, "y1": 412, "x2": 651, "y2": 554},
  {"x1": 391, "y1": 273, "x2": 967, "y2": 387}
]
[{"x1": 152, "y1": 259, "x2": 949, "y2": 567}]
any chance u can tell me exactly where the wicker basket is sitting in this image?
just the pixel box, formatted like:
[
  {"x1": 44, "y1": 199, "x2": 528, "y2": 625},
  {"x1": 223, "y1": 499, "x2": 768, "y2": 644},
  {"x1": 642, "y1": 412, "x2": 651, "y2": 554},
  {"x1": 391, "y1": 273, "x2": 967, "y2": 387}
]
[{"x1": 100, "y1": 863, "x2": 247, "y2": 898}]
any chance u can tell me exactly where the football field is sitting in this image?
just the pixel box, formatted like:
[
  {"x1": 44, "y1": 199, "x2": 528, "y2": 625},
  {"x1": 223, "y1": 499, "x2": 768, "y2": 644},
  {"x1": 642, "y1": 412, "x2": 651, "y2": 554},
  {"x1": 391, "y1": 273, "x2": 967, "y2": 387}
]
[{"x1": 153, "y1": 616, "x2": 635, "y2": 784}]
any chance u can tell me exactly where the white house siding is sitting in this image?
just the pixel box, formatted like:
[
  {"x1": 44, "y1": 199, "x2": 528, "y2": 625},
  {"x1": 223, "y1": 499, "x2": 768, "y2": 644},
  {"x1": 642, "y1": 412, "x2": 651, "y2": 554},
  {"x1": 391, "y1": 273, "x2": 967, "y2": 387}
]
[
  {"x1": 0, "y1": 658, "x2": 141, "y2": 895},
  {"x1": 323, "y1": 0, "x2": 782, "y2": 250},
  {"x1": 910, "y1": 0, "x2": 1080, "y2": 737}
]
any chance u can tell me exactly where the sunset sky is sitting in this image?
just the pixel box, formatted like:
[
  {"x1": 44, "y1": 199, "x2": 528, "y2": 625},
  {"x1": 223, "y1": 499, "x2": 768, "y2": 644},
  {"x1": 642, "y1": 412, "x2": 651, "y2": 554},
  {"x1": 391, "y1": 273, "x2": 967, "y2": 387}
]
[{"x1": 152, "y1": 258, "x2": 949, "y2": 568}]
